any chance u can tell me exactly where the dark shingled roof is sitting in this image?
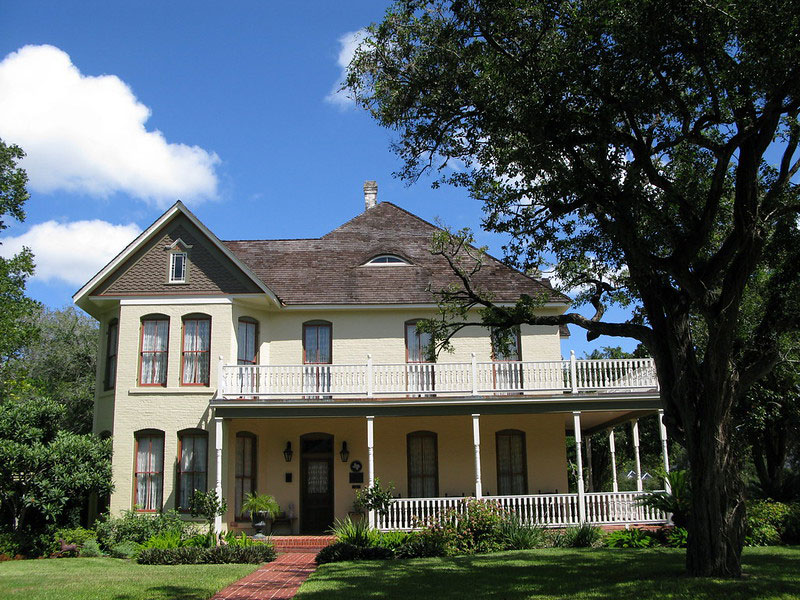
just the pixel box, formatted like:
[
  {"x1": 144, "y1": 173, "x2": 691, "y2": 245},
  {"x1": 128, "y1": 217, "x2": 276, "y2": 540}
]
[{"x1": 223, "y1": 202, "x2": 570, "y2": 306}]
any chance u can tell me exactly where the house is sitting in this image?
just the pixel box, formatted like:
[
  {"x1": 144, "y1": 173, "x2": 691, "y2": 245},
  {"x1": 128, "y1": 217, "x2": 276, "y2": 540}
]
[{"x1": 74, "y1": 182, "x2": 670, "y2": 534}]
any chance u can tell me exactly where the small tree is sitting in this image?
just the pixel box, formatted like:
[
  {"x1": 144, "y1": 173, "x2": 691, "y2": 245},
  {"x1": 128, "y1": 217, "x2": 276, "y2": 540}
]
[
  {"x1": 354, "y1": 478, "x2": 396, "y2": 517},
  {"x1": 188, "y1": 490, "x2": 227, "y2": 542}
]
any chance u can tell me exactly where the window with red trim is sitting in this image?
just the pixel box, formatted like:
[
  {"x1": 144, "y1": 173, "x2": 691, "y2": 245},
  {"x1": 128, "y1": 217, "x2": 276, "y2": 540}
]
[
  {"x1": 139, "y1": 317, "x2": 169, "y2": 385},
  {"x1": 182, "y1": 316, "x2": 211, "y2": 385},
  {"x1": 177, "y1": 430, "x2": 208, "y2": 510},
  {"x1": 134, "y1": 431, "x2": 164, "y2": 511},
  {"x1": 303, "y1": 321, "x2": 332, "y2": 364}
]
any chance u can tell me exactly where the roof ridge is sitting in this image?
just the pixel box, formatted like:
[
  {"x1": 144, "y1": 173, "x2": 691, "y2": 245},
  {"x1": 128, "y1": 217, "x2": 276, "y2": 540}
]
[{"x1": 224, "y1": 237, "x2": 321, "y2": 243}]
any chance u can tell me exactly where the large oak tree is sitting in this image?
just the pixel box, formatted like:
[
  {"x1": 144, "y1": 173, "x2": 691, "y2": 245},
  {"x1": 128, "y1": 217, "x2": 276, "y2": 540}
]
[{"x1": 346, "y1": 0, "x2": 800, "y2": 576}]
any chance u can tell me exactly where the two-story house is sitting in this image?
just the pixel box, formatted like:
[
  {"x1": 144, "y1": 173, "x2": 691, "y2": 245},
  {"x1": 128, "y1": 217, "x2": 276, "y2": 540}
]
[{"x1": 74, "y1": 183, "x2": 669, "y2": 534}]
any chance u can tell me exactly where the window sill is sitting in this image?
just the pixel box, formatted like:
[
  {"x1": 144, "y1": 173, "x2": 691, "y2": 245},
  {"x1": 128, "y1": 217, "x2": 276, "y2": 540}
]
[{"x1": 129, "y1": 387, "x2": 214, "y2": 396}]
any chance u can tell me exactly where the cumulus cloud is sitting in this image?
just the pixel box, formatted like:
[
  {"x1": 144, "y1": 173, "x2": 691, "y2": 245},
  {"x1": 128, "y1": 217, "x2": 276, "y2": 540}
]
[
  {"x1": 0, "y1": 220, "x2": 141, "y2": 286},
  {"x1": 0, "y1": 45, "x2": 220, "y2": 207},
  {"x1": 325, "y1": 30, "x2": 368, "y2": 107}
]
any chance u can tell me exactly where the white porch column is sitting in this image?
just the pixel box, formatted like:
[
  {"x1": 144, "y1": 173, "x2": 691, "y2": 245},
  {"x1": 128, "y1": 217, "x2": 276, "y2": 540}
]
[
  {"x1": 573, "y1": 411, "x2": 586, "y2": 523},
  {"x1": 586, "y1": 436, "x2": 593, "y2": 492},
  {"x1": 632, "y1": 419, "x2": 643, "y2": 492},
  {"x1": 472, "y1": 414, "x2": 483, "y2": 498},
  {"x1": 608, "y1": 428, "x2": 619, "y2": 493},
  {"x1": 214, "y1": 416, "x2": 224, "y2": 535},
  {"x1": 366, "y1": 415, "x2": 375, "y2": 527},
  {"x1": 658, "y1": 409, "x2": 672, "y2": 493}
]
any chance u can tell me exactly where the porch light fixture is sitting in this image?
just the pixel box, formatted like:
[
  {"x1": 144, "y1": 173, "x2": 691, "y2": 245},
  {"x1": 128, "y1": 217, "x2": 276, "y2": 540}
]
[
  {"x1": 283, "y1": 441, "x2": 293, "y2": 462},
  {"x1": 339, "y1": 441, "x2": 350, "y2": 463}
]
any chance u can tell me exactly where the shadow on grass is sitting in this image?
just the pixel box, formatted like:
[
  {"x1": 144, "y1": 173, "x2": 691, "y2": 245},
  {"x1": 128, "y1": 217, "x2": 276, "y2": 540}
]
[
  {"x1": 113, "y1": 585, "x2": 214, "y2": 600},
  {"x1": 296, "y1": 548, "x2": 800, "y2": 600}
]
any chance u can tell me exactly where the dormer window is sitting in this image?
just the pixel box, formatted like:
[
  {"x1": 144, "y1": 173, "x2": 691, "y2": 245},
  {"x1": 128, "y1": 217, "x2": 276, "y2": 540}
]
[
  {"x1": 364, "y1": 254, "x2": 410, "y2": 265},
  {"x1": 169, "y1": 252, "x2": 187, "y2": 283}
]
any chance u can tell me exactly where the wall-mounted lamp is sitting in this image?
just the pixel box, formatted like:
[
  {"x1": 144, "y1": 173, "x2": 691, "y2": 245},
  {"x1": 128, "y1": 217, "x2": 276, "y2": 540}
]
[
  {"x1": 283, "y1": 441, "x2": 293, "y2": 463},
  {"x1": 339, "y1": 441, "x2": 350, "y2": 463}
]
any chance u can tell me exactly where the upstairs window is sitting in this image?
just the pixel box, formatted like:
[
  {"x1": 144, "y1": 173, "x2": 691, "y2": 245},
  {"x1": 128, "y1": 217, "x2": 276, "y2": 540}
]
[
  {"x1": 140, "y1": 316, "x2": 169, "y2": 386},
  {"x1": 303, "y1": 321, "x2": 332, "y2": 364},
  {"x1": 182, "y1": 316, "x2": 211, "y2": 385},
  {"x1": 237, "y1": 318, "x2": 259, "y2": 365},
  {"x1": 169, "y1": 252, "x2": 187, "y2": 283},
  {"x1": 405, "y1": 320, "x2": 433, "y2": 363},
  {"x1": 491, "y1": 328, "x2": 521, "y2": 361},
  {"x1": 104, "y1": 318, "x2": 119, "y2": 390},
  {"x1": 364, "y1": 254, "x2": 410, "y2": 265}
]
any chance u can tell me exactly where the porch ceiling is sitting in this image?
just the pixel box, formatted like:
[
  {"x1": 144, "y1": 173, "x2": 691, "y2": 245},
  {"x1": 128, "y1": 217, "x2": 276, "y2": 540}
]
[{"x1": 564, "y1": 409, "x2": 658, "y2": 434}]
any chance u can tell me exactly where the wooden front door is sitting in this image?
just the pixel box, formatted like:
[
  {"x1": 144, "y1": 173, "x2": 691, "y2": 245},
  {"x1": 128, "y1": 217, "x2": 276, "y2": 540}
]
[{"x1": 300, "y1": 433, "x2": 334, "y2": 533}]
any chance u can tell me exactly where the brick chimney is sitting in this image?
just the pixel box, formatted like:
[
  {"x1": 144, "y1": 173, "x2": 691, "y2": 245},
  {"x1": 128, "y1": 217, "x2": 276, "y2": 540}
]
[{"x1": 364, "y1": 180, "x2": 378, "y2": 211}]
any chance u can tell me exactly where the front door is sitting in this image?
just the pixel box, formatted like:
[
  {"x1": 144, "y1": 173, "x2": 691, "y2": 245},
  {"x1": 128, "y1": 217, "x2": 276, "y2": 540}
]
[{"x1": 300, "y1": 433, "x2": 334, "y2": 533}]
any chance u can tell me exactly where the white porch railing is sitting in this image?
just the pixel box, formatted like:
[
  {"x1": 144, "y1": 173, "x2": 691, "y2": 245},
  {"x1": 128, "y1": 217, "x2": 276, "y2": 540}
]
[
  {"x1": 219, "y1": 356, "x2": 658, "y2": 400},
  {"x1": 375, "y1": 491, "x2": 667, "y2": 530}
]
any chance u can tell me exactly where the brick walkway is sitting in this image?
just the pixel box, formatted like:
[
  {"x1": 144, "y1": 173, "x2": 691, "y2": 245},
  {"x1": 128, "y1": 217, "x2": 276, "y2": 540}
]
[{"x1": 211, "y1": 552, "x2": 318, "y2": 600}]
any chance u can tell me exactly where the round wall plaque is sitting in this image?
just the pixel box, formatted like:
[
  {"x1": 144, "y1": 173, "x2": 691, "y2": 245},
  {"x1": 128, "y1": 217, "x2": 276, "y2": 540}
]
[{"x1": 350, "y1": 460, "x2": 363, "y2": 473}]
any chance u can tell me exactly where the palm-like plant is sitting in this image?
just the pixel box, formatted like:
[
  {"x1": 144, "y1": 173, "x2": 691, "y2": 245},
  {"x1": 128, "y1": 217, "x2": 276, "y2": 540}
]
[
  {"x1": 636, "y1": 470, "x2": 691, "y2": 528},
  {"x1": 240, "y1": 493, "x2": 280, "y2": 535}
]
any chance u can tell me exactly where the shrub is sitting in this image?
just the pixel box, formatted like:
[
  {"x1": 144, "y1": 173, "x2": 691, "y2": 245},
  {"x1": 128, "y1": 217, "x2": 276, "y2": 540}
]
[
  {"x1": 0, "y1": 532, "x2": 22, "y2": 557},
  {"x1": 52, "y1": 526, "x2": 96, "y2": 553},
  {"x1": 189, "y1": 490, "x2": 228, "y2": 539},
  {"x1": 141, "y1": 529, "x2": 183, "y2": 550},
  {"x1": 353, "y1": 478, "x2": 396, "y2": 517},
  {"x1": 417, "y1": 499, "x2": 509, "y2": 556},
  {"x1": 551, "y1": 524, "x2": 603, "y2": 548},
  {"x1": 80, "y1": 539, "x2": 103, "y2": 557},
  {"x1": 329, "y1": 517, "x2": 379, "y2": 547},
  {"x1": 499, "y1": 516, "x2": 546, "y2": 550},
  {"x1": 95, "y1": 510, "x2": 186, "y2": 549},
  {"x1": 783, "y1": 504, "x2": 800, "y2": 544},
  {"x1": 377, "y1": 530, "x2": 413, "y2": 550},
  {"x1": 110, "y1": 541, "x2": 141, "y2": 559},
  {"x1": 394, "y1": 532, "x2": 446, "y2": 558},
  {"x1": 605, "y1": 528, "x2": 655, "y2": 548},
  {"x1": 137, "y1": 543, "x2": 276, "y2": 565},
  {"x1": 746, "y1": 501, "x2": 791, "y2": 546},
  {"x1": 184, "y1": 532, "x2": 216, "y2": 548},
  {"x1": 663, "y1": 526, "x2": 688, "y2": 548},
  {"x1": 315, "y1": 542, "x2": 361, "y2": 564},
  {"x1": 636, "y1": 470, "x2": 691, "y2": 528}
]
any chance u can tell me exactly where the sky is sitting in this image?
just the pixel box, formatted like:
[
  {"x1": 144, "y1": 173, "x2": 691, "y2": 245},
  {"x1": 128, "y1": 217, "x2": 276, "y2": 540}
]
[{"x1": 0, "y1": 1, "x2": 638, "y2": 358}]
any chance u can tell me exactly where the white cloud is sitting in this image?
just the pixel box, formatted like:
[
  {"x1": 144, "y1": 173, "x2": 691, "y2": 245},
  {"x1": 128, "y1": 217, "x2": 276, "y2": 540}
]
[
  {"x1": 0, "y1": 45, "x2": 220, "y2": 207},
  {"x1": 0, "y1": 220, "x2": 141, "y2": 286},
  {"x1": 325, "y1": 30, "x2": 368, "y2": 107}
]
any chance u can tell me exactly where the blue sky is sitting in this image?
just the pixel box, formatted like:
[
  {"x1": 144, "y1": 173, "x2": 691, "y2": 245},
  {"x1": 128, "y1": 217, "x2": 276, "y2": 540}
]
[{"x1": 0, "y1": 1, "x2": 638, "y2": 357}]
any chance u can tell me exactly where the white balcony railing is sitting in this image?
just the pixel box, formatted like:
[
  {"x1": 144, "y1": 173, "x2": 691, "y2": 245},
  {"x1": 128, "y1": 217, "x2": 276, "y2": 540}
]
[
  {"x1": 375, "y1": 491, "x2": 667, "y2": 530},
  {"x1": 218, "y1": 355, "x2": 658, "y2": 401}
]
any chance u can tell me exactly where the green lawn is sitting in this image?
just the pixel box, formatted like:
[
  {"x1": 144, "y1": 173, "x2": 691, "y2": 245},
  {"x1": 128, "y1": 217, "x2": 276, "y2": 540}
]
[
  {"x1": 296, "y1": 547, "x2": 800, "y2": 600},
  {"x1": 0, "y1": 557, "x2": 258, "y2": 600}
]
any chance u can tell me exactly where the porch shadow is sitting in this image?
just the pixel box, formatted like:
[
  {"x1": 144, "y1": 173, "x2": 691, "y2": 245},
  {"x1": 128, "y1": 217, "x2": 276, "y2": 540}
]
[{"x1": 295, "y1": 548, "x2": 800, "y2": 600}]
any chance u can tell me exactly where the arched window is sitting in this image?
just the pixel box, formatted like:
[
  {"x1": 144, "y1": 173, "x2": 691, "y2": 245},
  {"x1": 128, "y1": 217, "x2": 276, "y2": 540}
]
[
  {"x1": 407, "y1": 431, "x2": 438, "y2": 497},
  {"x1": 496, "y1": 429, "x2": 528, "y2": 495},
  {"x1": 177, "y1": 429, "x2": 208, "y2": 511},
  {"x1": 104, "y1": 318, "x2": 119, "y2": 390},
  {"x1": 181, "y1": 314, "x2": 211, "y2": 385},
  {"x1": 134, "y1": 429, "x2": 164, "y2": 511},
  {"x1": 235, "y1": 432, "x2": 257, "y2": 520},
  {"x1": 237, "y1": 317, "x2": 259, "y2": 365},
  {"x1": 364, "y1": 254, "x2": 411, "y2": 265},
  {"x1": 139, "y1": 315, "x2": 169, "y2": 386}
]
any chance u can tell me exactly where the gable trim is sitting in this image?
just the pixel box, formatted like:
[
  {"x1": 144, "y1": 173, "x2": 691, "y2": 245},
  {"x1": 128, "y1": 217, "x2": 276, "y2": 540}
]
[{"x1": 73, "y1": 201, "x2": 280, "y2": 307}]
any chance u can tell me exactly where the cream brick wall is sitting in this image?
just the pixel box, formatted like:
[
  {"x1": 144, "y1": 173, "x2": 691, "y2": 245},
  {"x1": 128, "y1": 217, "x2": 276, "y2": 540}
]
[{"x1": 101, "y1": 299, "x2": 567, "y2": 518}]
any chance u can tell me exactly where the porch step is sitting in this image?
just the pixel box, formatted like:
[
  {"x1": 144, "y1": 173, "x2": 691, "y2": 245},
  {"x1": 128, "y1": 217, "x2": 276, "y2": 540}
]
[{"x1": 271, "y1": 535, "x2": 335, "y2": 554}]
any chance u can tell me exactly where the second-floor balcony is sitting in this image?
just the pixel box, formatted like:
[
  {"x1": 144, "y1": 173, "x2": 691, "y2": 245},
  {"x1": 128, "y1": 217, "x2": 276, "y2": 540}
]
[{"x1": 217, "y1": 355, "x2": 658, "y2": 402}]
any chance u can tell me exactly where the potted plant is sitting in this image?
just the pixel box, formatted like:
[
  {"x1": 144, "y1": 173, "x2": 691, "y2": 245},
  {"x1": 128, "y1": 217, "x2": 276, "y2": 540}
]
[{"x1": 240, "y1": 493, "x2": 280, "y2": 539}]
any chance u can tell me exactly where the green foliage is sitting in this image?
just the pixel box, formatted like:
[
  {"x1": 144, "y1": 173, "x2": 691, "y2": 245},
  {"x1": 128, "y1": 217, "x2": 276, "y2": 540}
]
[
  {"x1": 605, "y1": 529, "x2": 656, "y2": 549},
  {"x1": 784, "y1": 504, "x2": 800, "y2": 545},
  {"x1": 95, "y1": 510, "x2": 186, "y2": 549},
  {"x1": 329, "y1": 516, "x2": 379, "y2": 547},
  {"x1": 140, "y1": 529, "x2": 184, "y2": 550},
  {"x1": 393, "y1": 533, "x2": 446, "y2": 559},
  {"x1": 0, "y1": 532, "x2": 21, "y2": 557},
  {"x1": 745, "y1": 501, "x2": 793, "y2": 546},
  {"x1": 637, "y1": 470, "x2": 691, "y2": 528},
  {"x1": 415, "y1": 499, "x2": 510, "y2": 556},
  {"x1": 0, "y1": 396, "x2": 112, "y2": 532},
  {"x1": 498, "y1": 516, "x2": 546, "y2": 550},
  {"x1": 550, "y1": 524, "x2": 604, "y2": 548},
  {"x1": 377, "y1": 530, "x2": 413, "y2": 550},
  {"x1": 314, "y1": 541, "x2": 394, "y2": 564},
  {"x1": 52, "y1": 526, "x2": 96, "y2": 553},
  {"x1": 663, "y1": 527, "x2": 689, "y2": 549},
  {"x1": 137, "y1": 543, "x2": 276, "y2": 565},
  {"x1": 80, "y1": 539, "x2": 103, "y2": 557},
  {"x1": 240, "y1": 492, "x2": 280, "y2": 520},
  {"x1": 353, "y1": 478, "x2": 396, "y2": 516},
  {"x1": 109, "y1": 541, "x2": 141, "y2": 559},
  {"x1": 189, "y1": 490, "x2": 227, "y2": 539}
]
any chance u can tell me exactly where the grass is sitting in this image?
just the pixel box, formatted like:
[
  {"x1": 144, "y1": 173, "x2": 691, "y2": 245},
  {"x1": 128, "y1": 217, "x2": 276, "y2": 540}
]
[
  {"x1": 295, "y1": 547, "x2": 800, "y2": 600},
  {"x1": 0, "y1": 557, "x2": 259, "y2": 600}
]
